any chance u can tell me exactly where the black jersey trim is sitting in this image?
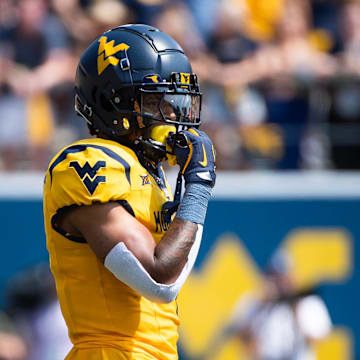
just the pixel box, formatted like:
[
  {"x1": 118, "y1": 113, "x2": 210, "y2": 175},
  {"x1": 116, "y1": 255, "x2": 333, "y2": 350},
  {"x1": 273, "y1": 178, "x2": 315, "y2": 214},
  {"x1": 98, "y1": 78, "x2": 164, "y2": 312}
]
[
  {"x1": 49, "y1": 144, "x2": 131, "y2": 185},
  {"x1": 116, "y1": 199, "x2": 135, "y2": 217},
  {"x1": 51, "y1": 205, "x2": 87, "y2": 243},
  {"x1": 51, "y1": 200, "x2": 136, "y2": 244}
]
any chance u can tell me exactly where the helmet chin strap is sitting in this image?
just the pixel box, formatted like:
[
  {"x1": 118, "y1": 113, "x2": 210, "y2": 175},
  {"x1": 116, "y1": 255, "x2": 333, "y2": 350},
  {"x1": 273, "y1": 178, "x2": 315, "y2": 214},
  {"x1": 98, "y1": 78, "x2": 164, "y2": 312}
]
[
  {"x1": 134, "y1": 136, "x2": 168, "y2": 164},
  {"x1": 133, "y1": 121, "x2": 177, "y2": 162},
  {"x1": 109, "y1": 98, "x2": 184, "y2": 213},
  {"x1": 133, "y1": 126, "x2": 183, "y2": 224}
]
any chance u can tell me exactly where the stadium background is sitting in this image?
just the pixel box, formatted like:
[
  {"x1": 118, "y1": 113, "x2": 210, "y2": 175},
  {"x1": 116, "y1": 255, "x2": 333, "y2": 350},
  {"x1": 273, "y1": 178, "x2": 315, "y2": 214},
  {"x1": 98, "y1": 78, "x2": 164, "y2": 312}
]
[
  {"x1": 1, "y1": 0, "x2": 360, "y2": 358},
  {"x1": 0, "y1": 171, "x2": 358, "y2": 359}
]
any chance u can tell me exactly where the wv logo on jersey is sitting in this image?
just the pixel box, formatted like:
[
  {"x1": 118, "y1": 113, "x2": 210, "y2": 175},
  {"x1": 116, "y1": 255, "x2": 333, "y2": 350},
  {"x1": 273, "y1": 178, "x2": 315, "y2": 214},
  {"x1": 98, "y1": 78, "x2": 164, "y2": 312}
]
[
  {"x1": 97, "y1": 36, "x2": 130, "y2": 75},
  {"x1": 69, "y1": 161, "x2": 106, "y2": 195}
]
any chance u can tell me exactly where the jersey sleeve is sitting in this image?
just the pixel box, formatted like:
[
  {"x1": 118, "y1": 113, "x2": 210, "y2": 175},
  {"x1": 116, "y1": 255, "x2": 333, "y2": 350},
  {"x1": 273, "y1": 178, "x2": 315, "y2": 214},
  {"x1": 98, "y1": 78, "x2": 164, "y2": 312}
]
[{"x1": 48, "y1": 145, "x2": 132, "y2": 210}]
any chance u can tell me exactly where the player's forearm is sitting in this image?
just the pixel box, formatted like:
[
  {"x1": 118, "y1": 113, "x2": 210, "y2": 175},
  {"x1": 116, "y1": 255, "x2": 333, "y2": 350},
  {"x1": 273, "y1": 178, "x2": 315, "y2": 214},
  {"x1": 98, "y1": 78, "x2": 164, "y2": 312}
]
[
  {"x1": 153, "y1": 218, "x2": 197, "y2": 284},
  {"x1": 151, "y1": 182, "x2": 211, "y2": 283},
  {"x1": 103, "y1": 183, "x2": 209, "y2": 302}
]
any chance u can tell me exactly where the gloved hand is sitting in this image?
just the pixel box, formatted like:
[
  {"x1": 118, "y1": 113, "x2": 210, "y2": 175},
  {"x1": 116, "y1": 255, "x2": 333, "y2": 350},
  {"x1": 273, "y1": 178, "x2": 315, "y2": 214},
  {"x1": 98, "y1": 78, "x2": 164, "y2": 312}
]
[{"x1": 167, "y1": 128, "x2": 216, "y2": 187}]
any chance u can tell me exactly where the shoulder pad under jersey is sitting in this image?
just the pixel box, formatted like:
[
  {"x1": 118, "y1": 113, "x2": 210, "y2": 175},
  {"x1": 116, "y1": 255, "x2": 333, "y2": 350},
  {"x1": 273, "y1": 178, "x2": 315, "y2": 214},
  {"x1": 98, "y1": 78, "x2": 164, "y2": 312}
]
[{"x1": 47, "y1": 142, "x2": 134, "y2": 209}]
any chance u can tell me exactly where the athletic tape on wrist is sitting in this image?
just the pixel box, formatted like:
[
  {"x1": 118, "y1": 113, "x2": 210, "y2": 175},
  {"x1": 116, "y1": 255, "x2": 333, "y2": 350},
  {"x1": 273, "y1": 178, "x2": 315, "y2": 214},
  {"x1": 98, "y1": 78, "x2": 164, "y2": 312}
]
[{"x1": 176, "y1": 182, "x2": 212, "y2": 225}]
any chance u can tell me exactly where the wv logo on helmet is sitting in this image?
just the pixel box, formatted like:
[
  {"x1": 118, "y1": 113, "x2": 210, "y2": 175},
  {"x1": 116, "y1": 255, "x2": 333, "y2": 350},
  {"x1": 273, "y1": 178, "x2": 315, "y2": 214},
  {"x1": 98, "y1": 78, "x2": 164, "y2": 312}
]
[
  {"x1": 97, "y1": 36, "x2": 130, "y2": 75},
  {"x1": 69, "y1": 161, "x2": 106, "y2": 195}
]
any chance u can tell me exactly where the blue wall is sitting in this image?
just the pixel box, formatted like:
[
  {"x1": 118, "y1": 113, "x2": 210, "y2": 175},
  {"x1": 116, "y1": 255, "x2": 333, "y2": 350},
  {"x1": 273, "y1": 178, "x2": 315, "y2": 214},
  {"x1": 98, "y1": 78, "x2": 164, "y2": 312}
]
[
  {"x1": 202, "y1": 199, "x2": 358, "y2": 353},
  {"x1": 1, "y1": 200, "x2": 48, "y2": 306},
  {"x1": 1, "y1": 197, "x2": 358, "y2": 357}
]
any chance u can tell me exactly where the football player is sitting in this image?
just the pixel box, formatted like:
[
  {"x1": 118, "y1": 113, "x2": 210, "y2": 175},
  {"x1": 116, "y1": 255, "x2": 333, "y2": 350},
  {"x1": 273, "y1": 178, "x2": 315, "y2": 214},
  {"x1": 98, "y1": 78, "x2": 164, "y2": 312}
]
[{"x1": 43, "y1": 24, "x2": 216, "y2": 360}]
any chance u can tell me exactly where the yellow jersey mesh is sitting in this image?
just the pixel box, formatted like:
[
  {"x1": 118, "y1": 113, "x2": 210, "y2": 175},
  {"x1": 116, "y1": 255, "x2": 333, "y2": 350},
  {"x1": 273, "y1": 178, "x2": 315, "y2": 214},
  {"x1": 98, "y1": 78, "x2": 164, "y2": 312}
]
[{"x1": 43, "y1": 138, "x2": 179, "y2": 360}]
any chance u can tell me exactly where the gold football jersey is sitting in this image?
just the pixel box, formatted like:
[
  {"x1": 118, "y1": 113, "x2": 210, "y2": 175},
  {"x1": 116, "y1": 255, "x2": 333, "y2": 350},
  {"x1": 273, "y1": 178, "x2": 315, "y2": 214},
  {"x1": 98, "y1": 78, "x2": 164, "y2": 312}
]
[{"x1": 43, "y1": 137, "x2": 179, "y2": 360}]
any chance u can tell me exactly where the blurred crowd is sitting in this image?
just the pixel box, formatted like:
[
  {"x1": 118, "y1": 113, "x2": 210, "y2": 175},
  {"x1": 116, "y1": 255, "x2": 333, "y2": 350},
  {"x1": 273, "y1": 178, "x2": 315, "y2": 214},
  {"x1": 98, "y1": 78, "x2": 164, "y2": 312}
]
[
  {"x1": 0, "y1": 263, "x2": 71, "y2": 360},
  {"x1": 1, "y1": 0, "x2": 360, "y2": 171}
]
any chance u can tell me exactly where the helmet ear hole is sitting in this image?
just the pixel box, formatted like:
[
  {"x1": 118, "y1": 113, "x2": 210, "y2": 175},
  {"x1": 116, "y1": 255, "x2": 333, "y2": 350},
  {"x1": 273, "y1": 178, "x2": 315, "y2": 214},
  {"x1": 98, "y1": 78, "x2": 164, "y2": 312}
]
[
  {"x1": 115, "y1": 89, "x2": 134, "y2": 110},
  {"x1": 100, "y1": 94, "x2": 113, "y2": 112}
]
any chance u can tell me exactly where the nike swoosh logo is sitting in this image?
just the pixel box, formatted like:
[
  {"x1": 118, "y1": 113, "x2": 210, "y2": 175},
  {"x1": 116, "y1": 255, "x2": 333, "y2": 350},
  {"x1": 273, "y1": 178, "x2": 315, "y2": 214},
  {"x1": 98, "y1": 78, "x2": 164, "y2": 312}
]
[
  {"x1": 197, "y1": 171, "x2": 212, "y2": 181},
  {"x1": 199, "y1": 144, "x2": 207, "y2": 167}
]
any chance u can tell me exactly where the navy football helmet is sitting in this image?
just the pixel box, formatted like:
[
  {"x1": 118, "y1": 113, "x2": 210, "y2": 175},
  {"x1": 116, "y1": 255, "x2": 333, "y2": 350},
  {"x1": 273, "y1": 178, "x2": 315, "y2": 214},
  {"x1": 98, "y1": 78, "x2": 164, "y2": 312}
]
[{"x1": 75, "y1": 24, "x2": 201, "y2": 161}]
